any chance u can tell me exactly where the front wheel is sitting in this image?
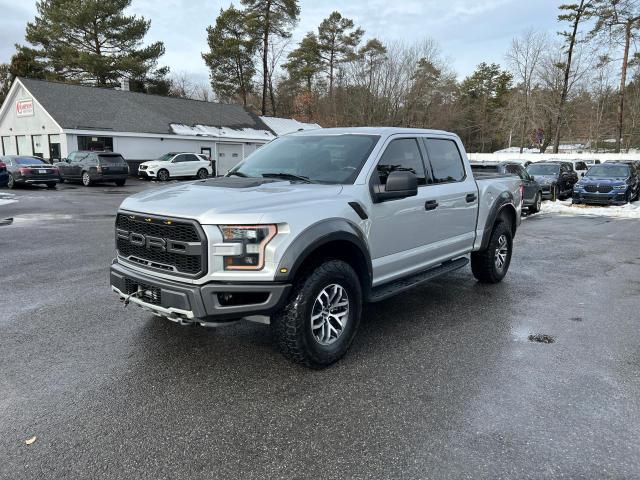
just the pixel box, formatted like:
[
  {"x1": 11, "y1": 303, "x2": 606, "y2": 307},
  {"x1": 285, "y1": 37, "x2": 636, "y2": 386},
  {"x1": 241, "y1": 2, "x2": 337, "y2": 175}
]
[
  {"x1": 196, "y1": 168, "x2": 208, "y2": 180},
  {"x1": 81, "y1": 172, "x2": 92, "y2": 187},
  {"x1": 7, "y1": 174, "x2": 15, "y2": 189},
  {"x1": 157, "y1": 169, "x2": 169, "y2": 182},
  {"x1": 471, "y1": 221, "x2": 513, "y2": 284},
  {"x1": 272, "y1": 259, "x2": 362, "y2": 368}
]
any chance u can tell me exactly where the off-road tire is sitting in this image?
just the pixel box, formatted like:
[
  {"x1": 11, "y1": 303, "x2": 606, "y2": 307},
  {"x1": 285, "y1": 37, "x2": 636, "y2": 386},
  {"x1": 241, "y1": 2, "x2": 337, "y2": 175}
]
[
  {"x1": 272, "y1": 259, "x2": 362, "y2": 368},
  {"x1": 529, "y1": 192, "x2": 541, "y2": 213},
  {"x1": 157, "y1": 169, "x2": 169, "y2": 182},
  {"x1": 471, "y1": 220, "x2": 513, "y2": 284}
]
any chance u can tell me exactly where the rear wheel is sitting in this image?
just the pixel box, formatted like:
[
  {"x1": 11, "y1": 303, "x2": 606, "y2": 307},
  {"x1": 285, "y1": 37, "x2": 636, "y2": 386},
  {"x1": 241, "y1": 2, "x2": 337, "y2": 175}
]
[
  {"x1": 529, "y1": 192, "x2": 541, "y2": 213},
  {"x1": 157, "y1": 169, "x2": 169, "y2": 182},
  {"x1": 7, "y1": 174, "x2": 15, "y2": 189},
  {"x1": 196, "y1": 168, "x2": 208, "y2": 180},
  {"x1": 272, "y1": 259, "x2": 362, "y2": 368},
  {"x1": 46, "y1": 182, "x2": 57, "y2": 189},
  {"x1": 81, "y1": 171, "x2": 92, "y2": 187},
  {"x1": 115, "y1": 179, "x2": 126, "y2": 187},
  {"x1": 471, "y1": 220, "x2": 513, "y2": 284}
]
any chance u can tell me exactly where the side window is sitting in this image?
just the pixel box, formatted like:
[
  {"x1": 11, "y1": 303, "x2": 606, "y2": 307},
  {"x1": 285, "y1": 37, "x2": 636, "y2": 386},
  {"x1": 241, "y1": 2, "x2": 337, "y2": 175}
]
[
  {"x1": 505, "y1": 164, "x2": 523, "y2": 179},
  {"x1": 376, "y1": 138, "x2": 427, "y2": 186},
  {"x1": 576, "y1": 162, "x2": 587, "y2": 170},
  {"x1": 172, "y1": 154, "x2": 186, "y2": 163},
  {"x1": 424, "y1": 139, "x2": 466, "y2": 183},
  {"x1": 68, "y1": 152, "x2": 76, "y2": 162},
  {"x1": 184, "y1": 154, "x2": 199, "y2": 162}
]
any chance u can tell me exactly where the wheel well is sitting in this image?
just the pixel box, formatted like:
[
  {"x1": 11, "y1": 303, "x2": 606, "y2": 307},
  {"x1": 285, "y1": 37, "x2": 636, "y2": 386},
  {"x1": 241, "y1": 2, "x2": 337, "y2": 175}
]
[
  {"x1": 293, "y1": 240, "x2": 371, "y2": 294},
  {"x1": 498, "y1": 205, "x2": 517, "y2": 235}
]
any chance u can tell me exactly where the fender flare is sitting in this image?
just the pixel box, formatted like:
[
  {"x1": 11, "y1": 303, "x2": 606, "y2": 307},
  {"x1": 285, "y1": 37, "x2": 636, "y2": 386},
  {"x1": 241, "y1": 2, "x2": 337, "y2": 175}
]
[
  {"x1": 480, "y1": 192, "x2": 518, "y2": 250},
  {"x1": 274, "y1": 218, "x2": 372, "y2": 287}
]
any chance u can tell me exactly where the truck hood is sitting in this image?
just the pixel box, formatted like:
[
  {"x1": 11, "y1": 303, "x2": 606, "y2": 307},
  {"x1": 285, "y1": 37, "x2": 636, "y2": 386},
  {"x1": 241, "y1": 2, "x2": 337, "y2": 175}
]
[{"x1": 119, "y1": 178, "x2": 344, "y2": 224}]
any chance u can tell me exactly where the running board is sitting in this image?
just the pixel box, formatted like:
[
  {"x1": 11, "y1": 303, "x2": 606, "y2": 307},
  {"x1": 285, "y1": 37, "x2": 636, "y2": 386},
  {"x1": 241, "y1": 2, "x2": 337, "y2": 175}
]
[{"x1": 368, "y1": 257, "x2": 469, "y2": 303}]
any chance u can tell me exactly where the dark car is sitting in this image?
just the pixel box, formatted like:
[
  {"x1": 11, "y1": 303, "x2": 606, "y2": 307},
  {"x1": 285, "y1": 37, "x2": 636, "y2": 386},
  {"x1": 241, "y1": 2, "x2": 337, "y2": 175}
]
[
  {"x1": 0, "y1": 158, "x2": 8, "y2": 187},
  {"x1": 471, "y1": 161, "x2": 542, "y2": 212},
  {"x1": 573, "y1": 163, "x2": 639, "y2": 205},
  {"x1": 1, "y1": 155, "x2": 59, "y2": 189},
  {"x1": 525, "y1": 161, "x2": 578, "y2": 200},
  {"x1": 57, "y1": 151, "x2": 129, "y2": 186},
  {"x1": 604, "y1": 159, "x2": 640, "y2": 174}
]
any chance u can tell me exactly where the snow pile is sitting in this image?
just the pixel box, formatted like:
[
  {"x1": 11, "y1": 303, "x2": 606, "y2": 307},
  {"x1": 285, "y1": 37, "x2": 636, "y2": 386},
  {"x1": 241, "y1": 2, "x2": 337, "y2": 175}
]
[
  {"x1": 259, "y1": 116, "x2": 321, "y2": 135},
  {"x1": 170, "y1": 124, "x2": 275, "y2": 141},
  {"x1": 540, "y1": 199, "x2": 640, "y2": 219},
  {"x1": 0, "y1": 193, "x2": 16, "y2": 206}
]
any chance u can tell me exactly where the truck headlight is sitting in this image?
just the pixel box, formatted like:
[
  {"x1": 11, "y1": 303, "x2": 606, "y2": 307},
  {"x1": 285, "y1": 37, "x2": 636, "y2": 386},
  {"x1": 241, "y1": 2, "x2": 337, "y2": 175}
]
[{"x1": 219, "y1": 225, "x2": 277, "y2": 270}]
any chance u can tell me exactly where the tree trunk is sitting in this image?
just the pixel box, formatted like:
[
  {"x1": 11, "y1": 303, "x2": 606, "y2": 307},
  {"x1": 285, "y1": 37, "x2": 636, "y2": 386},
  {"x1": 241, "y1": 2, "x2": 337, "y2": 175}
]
[
  {"x1": 616, "y1": 21, "x2": 632, "y2": 153},
  {"x1": 261, "y1": 1, "x2": 271, "y2": 116},
  {"x1": 553, "y1": 0, "x2": 584, "y2": 154}
]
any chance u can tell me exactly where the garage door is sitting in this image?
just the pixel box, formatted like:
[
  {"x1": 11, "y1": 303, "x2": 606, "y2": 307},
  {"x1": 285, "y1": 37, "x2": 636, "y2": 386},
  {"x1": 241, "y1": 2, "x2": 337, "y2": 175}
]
[{"x1": 217, "y1": 143, "x2": 243, "y2": 175}]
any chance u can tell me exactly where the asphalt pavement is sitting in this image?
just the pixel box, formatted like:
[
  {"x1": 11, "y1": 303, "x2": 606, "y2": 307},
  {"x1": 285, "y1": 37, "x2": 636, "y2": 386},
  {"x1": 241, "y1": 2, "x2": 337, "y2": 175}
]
[{"x1": 1, "y1": 179, "x2": 639, "y2": 479}]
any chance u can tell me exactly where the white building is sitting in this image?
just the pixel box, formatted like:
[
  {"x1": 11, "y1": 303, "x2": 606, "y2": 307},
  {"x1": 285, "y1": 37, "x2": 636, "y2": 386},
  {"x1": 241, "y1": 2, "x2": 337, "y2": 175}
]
[{"x1": 0, "y1": 77, "x2": 280, "y2": 174}]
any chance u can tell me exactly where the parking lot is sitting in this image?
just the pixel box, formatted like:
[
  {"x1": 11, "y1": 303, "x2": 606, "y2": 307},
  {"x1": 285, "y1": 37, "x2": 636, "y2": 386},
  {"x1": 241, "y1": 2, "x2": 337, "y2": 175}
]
[{"x1": 2, "y1": 179, "x2": 640, "y2": 479}]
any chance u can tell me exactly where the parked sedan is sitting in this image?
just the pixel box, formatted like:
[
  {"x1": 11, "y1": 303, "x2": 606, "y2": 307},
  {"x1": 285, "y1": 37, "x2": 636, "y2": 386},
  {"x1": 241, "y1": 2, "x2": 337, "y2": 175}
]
[
  {"x1": 471, "y1": 161, "x2": 542, "y2": 212},
  {"x1": 138, "y1": 152, "x2": 212, "y2": 181},
  {"x1": 526, "y1": 162, "x2": 578, "y2": 200},
  {"x1": 573, "y1": 163, "x2": 639, "y2": 205},
  {"x1": 57, "y1": 151, "x2": 129, "y2": 186},
  {"x1": 1, "y1": 155, "x2": 59, "y2": 189}
]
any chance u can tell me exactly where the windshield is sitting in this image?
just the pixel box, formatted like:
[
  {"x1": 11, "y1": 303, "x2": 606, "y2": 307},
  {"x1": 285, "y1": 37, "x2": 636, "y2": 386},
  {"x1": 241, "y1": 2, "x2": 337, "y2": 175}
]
[
  {"x1": 228, "y1": 134, "x2": 380, "y2": 184},
  {"x1": 156, "y1": 153, "x2": 179, "y2": 162},
  {"x1": 586, "y1": 165, "x2": 630, "y2": 178},
  {"x1": 15, "y1": 157, "x2": 46, "y2": 165},
  {"x1": 526, "y1": 164, "x2": 559, "y2": 176}
]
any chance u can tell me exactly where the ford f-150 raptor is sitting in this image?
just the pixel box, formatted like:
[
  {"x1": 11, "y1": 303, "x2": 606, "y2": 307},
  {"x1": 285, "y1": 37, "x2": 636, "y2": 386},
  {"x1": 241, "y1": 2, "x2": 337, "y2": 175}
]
[{"x1": 110, "y1": 128, "x2": 522, "y2": 368}]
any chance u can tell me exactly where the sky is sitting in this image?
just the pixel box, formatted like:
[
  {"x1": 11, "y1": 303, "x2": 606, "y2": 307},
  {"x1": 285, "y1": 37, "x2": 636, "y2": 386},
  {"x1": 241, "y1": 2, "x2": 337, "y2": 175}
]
[{"x1": 0, "y1": 0, "x2": 563, "y2": 83}]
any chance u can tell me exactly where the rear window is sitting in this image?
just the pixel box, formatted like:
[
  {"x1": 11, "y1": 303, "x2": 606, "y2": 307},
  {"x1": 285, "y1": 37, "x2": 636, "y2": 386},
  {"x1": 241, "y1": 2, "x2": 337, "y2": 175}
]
[
  {"x1": 98, "y1": 154, "x2": 126, "y2": 165},
  {"x1": 425, "y1": 139, "x2": 466, "y2": 183},
  {"x1": 15, "y1": 157, "x2": 46, "y2": 165}
]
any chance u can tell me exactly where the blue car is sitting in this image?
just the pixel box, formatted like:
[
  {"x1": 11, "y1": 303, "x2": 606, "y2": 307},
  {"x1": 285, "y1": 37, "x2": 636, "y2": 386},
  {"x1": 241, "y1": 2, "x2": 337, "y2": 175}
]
[
  {"x1": 572, "y1": 163, "x2": 639, "y2": 205},
  {"x1": 0, "y1": 158, "x2": 8, "y2": 187}
]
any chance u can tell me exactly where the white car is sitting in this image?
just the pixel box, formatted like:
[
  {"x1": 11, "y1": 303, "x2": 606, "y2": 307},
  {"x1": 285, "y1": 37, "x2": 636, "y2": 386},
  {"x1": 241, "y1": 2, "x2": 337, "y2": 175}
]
[{"x1": 138, "y1": 152, "x2": 212, "y2": 181}]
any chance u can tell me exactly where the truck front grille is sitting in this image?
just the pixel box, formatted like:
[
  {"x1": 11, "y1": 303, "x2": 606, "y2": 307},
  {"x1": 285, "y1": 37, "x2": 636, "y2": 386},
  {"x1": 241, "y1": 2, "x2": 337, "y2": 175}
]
[{"x1": 116, "y1": 213, "x2": 206, "y2": 277}]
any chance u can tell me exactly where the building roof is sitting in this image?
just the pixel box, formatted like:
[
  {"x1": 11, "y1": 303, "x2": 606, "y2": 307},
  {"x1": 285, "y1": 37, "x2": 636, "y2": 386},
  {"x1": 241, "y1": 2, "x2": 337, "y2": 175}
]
[
  {"x1": 259, "y1": 116, "x2": 321, "y2": 135},
  {"x1": 18, "y1": 77, "x2": 274, "y2": 139}
]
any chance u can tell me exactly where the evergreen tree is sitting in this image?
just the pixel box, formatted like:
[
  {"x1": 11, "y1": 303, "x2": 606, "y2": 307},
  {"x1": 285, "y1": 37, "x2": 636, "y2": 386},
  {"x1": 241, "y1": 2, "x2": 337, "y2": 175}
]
[
  {"x1": 203, "y1": 6, "x2": 258, "y2": 105},
  {"x1": 240, "y1": 0, "x2": 299, "y2": 114},
  {"x1": 283, "y1": 32, "x2": 322, "y2": 93},
  {"x1": 25, "y1": 0, "x2": 165, "y2": 87}
]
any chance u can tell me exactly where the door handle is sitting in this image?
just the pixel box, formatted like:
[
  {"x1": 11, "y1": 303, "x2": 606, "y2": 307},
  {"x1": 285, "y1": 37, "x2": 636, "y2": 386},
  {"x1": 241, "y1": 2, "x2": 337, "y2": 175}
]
[
  {"x1": 425, "y1": 200, "x2": 438, "y2": 211},
  {"x1": 466, "y1": 193, "x2": 477, "y2": 203}
]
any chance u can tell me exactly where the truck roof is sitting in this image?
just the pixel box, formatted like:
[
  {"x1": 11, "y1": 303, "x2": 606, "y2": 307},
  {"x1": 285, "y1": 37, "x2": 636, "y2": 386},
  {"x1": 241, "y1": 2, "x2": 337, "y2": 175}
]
[{"x1": 287, "y1": 127, "x2": 456, "y2": 137}]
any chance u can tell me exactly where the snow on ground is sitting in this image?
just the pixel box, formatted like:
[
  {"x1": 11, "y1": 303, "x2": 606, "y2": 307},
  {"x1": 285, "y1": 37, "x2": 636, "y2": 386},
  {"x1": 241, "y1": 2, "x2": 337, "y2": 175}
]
[
  {"x1": 0, "y1": 193, "x2": 17, "y2": 206},
  {"x1": 540, "y1": 199, "x2": 640, "y2": 219}
]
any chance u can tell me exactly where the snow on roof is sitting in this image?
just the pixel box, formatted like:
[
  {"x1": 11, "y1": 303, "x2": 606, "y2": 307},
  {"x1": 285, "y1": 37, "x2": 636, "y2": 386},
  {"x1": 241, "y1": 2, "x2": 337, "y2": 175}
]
[
  {"x1": 170, "y1": 123, "x2": 275, "y2": 141},
  {"x1": 259, "y1": 116, "x2": 321, "y2": 135}
]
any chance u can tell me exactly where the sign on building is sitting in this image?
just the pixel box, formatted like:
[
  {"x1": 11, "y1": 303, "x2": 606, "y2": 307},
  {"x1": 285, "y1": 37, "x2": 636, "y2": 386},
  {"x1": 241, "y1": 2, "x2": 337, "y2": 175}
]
[{"x1": 16, "y1": 98, "x2": 34, "y2": 117}]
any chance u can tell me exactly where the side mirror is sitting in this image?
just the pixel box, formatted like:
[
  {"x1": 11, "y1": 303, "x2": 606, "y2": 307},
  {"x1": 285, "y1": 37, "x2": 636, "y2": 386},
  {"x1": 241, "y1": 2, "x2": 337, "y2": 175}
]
[{"x1": 374, "y1": 171, "x2": 418, "y2": 202}]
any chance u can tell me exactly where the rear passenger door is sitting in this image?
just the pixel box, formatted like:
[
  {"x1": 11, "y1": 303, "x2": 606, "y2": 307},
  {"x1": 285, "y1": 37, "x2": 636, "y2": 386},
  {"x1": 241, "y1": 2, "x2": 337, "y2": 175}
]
[
  {"x1": 421, "y1": 137, "x2": 478, "y2": 259},
  {"x1": 181, "y1": 153, "x2": 202, "y2": 176}
]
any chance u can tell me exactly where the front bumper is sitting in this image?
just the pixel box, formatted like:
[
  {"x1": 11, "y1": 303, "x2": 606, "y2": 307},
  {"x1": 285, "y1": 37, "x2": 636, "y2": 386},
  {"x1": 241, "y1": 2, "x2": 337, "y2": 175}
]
[
  {"x1": 110, "y1": 261, "x2": 291, "y2": 323},
  {"x1": 18, "y1": 174, "x2": 59, "y2": 184},
  {"x1": 138, "y1": 170, "x2": 155, "y2": 179},
  {"x1": 572, "y1": 191, "x2": 628, "y2": 205}
]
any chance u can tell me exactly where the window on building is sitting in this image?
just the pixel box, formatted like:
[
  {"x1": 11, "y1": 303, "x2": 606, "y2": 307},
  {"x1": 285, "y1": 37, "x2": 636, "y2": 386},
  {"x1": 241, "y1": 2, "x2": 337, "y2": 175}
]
[
  {"x1": 376, "y1": 138, "x2": 427, "y2": 186},
  {"x1": 48, "y1": 134, "x2": 61, "y2": 161},
  {"x1": 77, "y1": 135, "x2": 113, "y2": 151},
  {"x1": 424, "y1": 139, "x2": 466, "y2": 183},
  {"x1": 1, "y1": 136, "x2": 12, "y2": 155},
  {"x1": 16, "y1": 135, "x2": 30, "y2": 155},
  {"x1": 31, "y1": 135, "x2": 44, "y2": 159}
]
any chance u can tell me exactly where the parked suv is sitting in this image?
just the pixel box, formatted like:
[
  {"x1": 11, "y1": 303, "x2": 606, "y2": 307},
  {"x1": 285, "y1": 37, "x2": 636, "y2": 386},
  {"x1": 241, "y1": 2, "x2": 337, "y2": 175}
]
[
  {"x1": 110, "y1": 128, "x2": 522, "y2": 368},
  {"x1": 471, "y1": 161, "x2": 542, "y2": 213},
  {"x1": 573, "y1": 163, "x2": 639, "y2": 205},
  {"x1": 526, "y1": 161, "x2": 578, "y2": 200},
  {"x1": 0, "y1": 158, "x2": 8, "y2": 187},
  {"x1": 2, "y1": 155, "x2": 59, "y2": 189},
  {"x1": 57, "y1": 151, "x2": 129, "y2": 186},
  {"x1": 138, "y1": 152, "x2": 212, "y2": 181}
]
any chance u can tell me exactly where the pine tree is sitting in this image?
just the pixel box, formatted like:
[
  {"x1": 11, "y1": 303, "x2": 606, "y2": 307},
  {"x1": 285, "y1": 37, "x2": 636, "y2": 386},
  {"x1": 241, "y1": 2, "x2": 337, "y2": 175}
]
[
  {"x1": 203, "y1": 6, "x2": 258, "y2": 105},
  {"x1": 240, "y1": 0, "x2": 299, "y2": 115},
  {"x1": 284, "y1": 32, "x2": 322, "y2": 93},
  {"x1": 25, "y1": 0, "x2": 165, "y2": 87}
]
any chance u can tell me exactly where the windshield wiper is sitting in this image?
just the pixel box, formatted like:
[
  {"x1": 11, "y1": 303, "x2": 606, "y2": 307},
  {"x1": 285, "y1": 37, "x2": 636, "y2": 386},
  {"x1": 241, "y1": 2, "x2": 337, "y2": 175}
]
[
  {"x1": 262, "y1": 172, "x2": 315, "y2": 183},
  {"x1": 226, "y1": 171, "x2": 249, "y2": 178}
]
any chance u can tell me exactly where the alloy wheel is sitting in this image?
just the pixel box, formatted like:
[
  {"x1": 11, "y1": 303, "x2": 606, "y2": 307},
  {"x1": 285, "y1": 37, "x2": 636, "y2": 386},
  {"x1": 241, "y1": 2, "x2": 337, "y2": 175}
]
[
  {"x1": 82, "y1": 173, "x2": 90, "y2": 186},
  {"x1": 494, "y1": 234, "x2": 509, "y2": 271},
  {"x1": 311, "y1": 284, "x2": 349, "y2": 346},
  {"x1": 7, "y1": 174, "x2": 14, "y2": 189}
]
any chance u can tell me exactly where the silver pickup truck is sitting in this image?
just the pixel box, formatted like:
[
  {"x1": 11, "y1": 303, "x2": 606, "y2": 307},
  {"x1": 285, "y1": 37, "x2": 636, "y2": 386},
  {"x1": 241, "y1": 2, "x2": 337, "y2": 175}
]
[{"x1": 111, "y1": 128, "x2": 522, "y2": 367}]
